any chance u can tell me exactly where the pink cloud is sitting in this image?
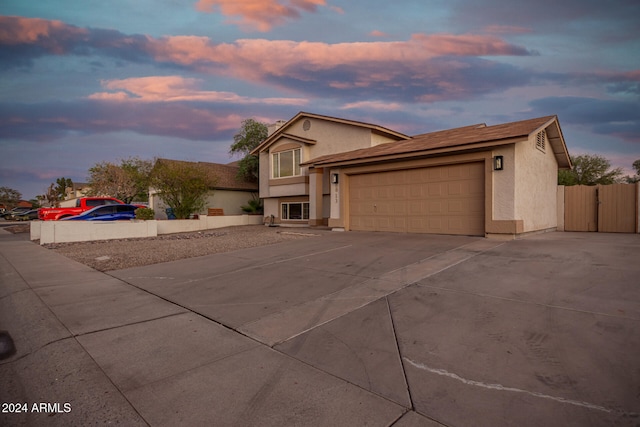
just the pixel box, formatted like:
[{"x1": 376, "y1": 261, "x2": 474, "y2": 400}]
[
  {"x1": 1, "y1": 16, "x2": 536, "y2": 102},
  {"x1": 195, "y1": 0, "x2": 327, "y2": 32},
  {"x1": 340, "y1": 100, "x2": 404, "y2": 112},
  {"x1": 88, "y1": 75, "x2": 308, "y2": 105},
  {"x1": 146, "y1": 33, "x2": 532, "y2": 84},
  {"x1": 2, "y1": 16, "x2": 533, "y2": 82},
  {"x1": 369, "y1": 30, "x2": 390, "y2": 38},
  {"x1": 0, "y1": 15, "x2": 88, "y2": 53}
]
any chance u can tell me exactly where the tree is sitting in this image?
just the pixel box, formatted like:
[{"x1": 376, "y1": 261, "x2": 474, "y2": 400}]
[
  {"x1": 55, "y1": 177, "x2": 73, "y2": 200},
  {"x1": 87, "y1": 157, "x2": 153, "y2": 203},
  {"x1": 45, "y1": 183, "x2": 60, "y2": 207},
  {"x1": 121, "y1": 157, "x2": 154, "y2": 201},
  {"x1": 558, "y1": 154, "x2": 624, "y2": 186},
  {"x1": 229, "y1": 118, "x2": 268, "y2": 182},
  {"x1": 0, "y1": 186, "x2": 21, "y2": 208},
  {"x1": 627, "y1": 159, "x2": 640, "y2": 183},
  {"x1": 150, "y1": 159, "x2": 218, "y2": 219}
]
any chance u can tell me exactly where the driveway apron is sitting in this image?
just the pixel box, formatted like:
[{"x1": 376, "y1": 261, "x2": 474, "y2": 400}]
[{"x1": 2, "y1": 228, "x2": 639, "y2": 426}]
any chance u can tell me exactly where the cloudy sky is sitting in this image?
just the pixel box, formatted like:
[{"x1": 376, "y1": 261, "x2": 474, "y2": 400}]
[{"x1": 1, "y1": 0, "x2": 639, "y2": 199}]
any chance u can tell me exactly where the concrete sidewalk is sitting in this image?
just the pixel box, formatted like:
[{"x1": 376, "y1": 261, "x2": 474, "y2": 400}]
[
  {"x1": 1, "y1": 227, "x2": 639, "y2": 426},
  {"x1": 0, "y1": 229, "x2": 441, "y2": 426}
]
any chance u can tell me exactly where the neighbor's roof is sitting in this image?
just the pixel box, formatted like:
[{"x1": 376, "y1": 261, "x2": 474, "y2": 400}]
[
  {"x1": 304, "y1": 115, "x2": 571, "y2": 169},
  {"x1": 155, "y1": 159, "x2": 258, "y2": 191},
  {"x1": 251, "y1": 111, "x2": 410, "y2": 154}
]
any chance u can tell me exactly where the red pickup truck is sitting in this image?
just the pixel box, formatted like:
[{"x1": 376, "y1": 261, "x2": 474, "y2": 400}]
[{"x1": 38, "y1": 197, "x2": 126, "y2": 221}]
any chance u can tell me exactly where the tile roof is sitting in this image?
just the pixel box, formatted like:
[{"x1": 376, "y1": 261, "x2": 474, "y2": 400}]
[
  {"x1": 305, "y1": 116, "x2": 559, "y2": 167},
  {"x1": 155, "y1": 159, "x2": 258, "y2": 191}
]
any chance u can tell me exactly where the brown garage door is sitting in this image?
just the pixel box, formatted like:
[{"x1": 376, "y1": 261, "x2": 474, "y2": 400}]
[{"x1": 349, "y1": 162, "x2": 485, "y2": 235}]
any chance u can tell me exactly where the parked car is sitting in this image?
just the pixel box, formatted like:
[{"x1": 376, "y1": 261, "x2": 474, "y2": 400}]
[
  {"x1": 39, "y1": 197, "x2": 126, "y2": 220},
  {"x1": 13, "y1": 209, "x2": 40, "y2": 221},
  {"x1": 2, "y1": 207, "x2": 31, "y2": 220},
  {"x1": 61, "y1": 204, "x2": 139, "y2": 221}
]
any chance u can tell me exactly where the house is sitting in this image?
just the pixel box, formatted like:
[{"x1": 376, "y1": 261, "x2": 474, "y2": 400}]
[
  {"x1": 252, "y1": 112, "x2": 410, "y2": 226},
  {"x1": 252, "y1": 112, "x2": 572, "y2": 239},
  {"x1": 59, "y1": 182, "x2": 91, "y2": 208},
  {"x1": 149, "y1": 159, "x2": 259, "y2": 218}
]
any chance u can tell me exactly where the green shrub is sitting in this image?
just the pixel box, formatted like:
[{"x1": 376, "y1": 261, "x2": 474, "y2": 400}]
[
  {"x1": 241, "y1": 195, "x2": 263, "y2": 214},
  {"x1": 135, "y1": 207, "x2": 155, "y2": 220}
]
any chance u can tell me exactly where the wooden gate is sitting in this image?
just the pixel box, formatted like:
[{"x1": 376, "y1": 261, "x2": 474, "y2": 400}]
[
  {"x1": 564, "y1": 183, "x2": 638, "y2": 232},
  {"x1": 598, "y1": 184, "x2": 637, "y2": 232}
]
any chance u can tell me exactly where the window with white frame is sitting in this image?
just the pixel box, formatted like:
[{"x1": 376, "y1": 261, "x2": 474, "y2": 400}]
[
  {"x1": 536, "y1": 130, "x2": 546, "y2": 152},
  {"x1": 272, "y1": 148, "x2": 301, "y2": 178},
  {"x1": 281, "y1": 202, "x2": 309, "y2": 220}
]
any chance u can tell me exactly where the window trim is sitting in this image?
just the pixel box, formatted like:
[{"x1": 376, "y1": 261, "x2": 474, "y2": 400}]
[
  {"x1": 281, "y1": 202, "x2": 309, "y2": 221},
  {"x1": 272, "y1": 148, "x2": 302, "y2": 179}
]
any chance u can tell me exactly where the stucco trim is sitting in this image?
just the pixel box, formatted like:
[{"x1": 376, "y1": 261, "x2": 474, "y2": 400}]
[
  {"x1": 269, "y1": 176, "x2": 308, "y2": 186},
  {"x1": 305, "y1": 137, "x2": 524, "y2": 168},
  {"x1": 486, "y1": 219, "x2": 524, "y2": 234},
  {"x1": 271, "y1": 142, "x2": 304, "y2": 153},
  {"x1": 331, "y1": 152, "x2": 494, "y2": 233}
]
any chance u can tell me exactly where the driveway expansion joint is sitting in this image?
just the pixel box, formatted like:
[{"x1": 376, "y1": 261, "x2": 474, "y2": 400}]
[{"x1": 239, "y1": 239, "x2": 506, "y2": 347}]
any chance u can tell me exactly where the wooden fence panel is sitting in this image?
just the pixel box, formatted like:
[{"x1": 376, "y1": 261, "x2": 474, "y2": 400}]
[
  {"x1": 564, "y1": 185, "x2": 597, "y2": 231},
  {"x1": 598, "y1": 184, "x2": 637, "y2": 233}
]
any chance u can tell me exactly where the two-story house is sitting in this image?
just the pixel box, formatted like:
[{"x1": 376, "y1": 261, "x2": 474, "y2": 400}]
[
  {"x1": 252, "y1": 112, "x2": 409, "y2": 227},
  {"x1": 253, "y1": 112, "x2": 571, "y2": 239}
]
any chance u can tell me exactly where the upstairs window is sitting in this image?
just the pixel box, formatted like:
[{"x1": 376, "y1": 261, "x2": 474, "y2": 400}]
[
  {"x1": 536, "y1": 130, "x2": 546, "y2": 152},
  {"x1": 272, "y1": 148, "x2": 301, "y2": 178}
]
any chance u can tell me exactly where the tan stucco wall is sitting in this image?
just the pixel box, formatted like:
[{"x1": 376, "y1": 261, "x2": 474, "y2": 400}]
[
  {"x1": 287, "y1": 118, "x2": 391, "y2": 156},
  {"x1": 150, "y1": 189, "x2": 256, "y2": 218},
  {"x1": 491, "y1": 145, "x2": 516, "y2": 220},
  {"x1": 326, "y1": 146, "x2": 559, "y2": 237},
  {"x1": 263, "y1": 198, "x2": 279, "y2": 221},
  {"x1": 514, "y1": 132, "x2": 559, "y2": 232},
  {"x1": 258, "y1": 151, "x2": 270, "y2": 198},
  {"x1": 59, "y1": 198, "x2": 76, "y2": 208},
  {"x1": 205, "y1": 190, "x2": 256, "y2": 216},
  {"x1": 259, "y1": 117, "x2": 400, "y2": 201}
]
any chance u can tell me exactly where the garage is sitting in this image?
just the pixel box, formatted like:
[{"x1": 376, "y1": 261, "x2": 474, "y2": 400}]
[{"x1": 349, "y1": 162, "x2": 485, "y2": 235}]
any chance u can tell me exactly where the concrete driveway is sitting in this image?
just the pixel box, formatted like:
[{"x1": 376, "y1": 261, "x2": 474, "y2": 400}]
[{"x1": 1, "y1": 230, "x2": 639, "y2": 426}]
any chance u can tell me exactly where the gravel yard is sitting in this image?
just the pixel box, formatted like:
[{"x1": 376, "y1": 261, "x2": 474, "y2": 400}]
[{"x1": 9, "y1": 224, "x2": 321, "y2": 272}]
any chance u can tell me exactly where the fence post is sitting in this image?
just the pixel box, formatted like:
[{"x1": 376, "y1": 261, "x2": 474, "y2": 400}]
[
  {"x1": 557, "y1": 185, "x2": 565, "y2": 231},
  {"x1": 637, "y1": 182, "x2": 640, "y2": 234}
]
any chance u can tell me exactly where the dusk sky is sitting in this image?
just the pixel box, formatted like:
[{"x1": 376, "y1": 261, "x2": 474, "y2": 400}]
[{"x1": 1, "y1": 0, "x2": 639, "y2": 200}]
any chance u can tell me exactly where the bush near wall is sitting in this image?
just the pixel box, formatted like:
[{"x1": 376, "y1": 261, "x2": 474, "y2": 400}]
[{"x1": 135, "y1": 207, "x2": 155, "y2": 220}]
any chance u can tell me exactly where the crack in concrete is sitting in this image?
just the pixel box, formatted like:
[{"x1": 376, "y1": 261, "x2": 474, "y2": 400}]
[{"x1": 403, "y1": 357, "x2": 634, "y2": 415}]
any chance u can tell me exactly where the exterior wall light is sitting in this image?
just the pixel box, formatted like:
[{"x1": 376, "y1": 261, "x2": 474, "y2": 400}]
[
  {"x1": 493, "y1": 155, "x2": 504, "y2": 171},
  {"x1": 332, "y1": 173, "x2": 339, "y2": 184}
]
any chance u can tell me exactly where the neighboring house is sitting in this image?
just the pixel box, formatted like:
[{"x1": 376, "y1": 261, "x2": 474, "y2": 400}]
[
  {"x1": 2, "y1": 200, "x2": 32, "y2": 210},
  {"x1": 253, "y1": 112, "x2": 571, "y2": 239},
  {"x1": 59, "y1": 182, "x2": 91, "y2": 208},
  {"x1": 149, "y1": 159, "x2": 259, "y2": 218}
]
